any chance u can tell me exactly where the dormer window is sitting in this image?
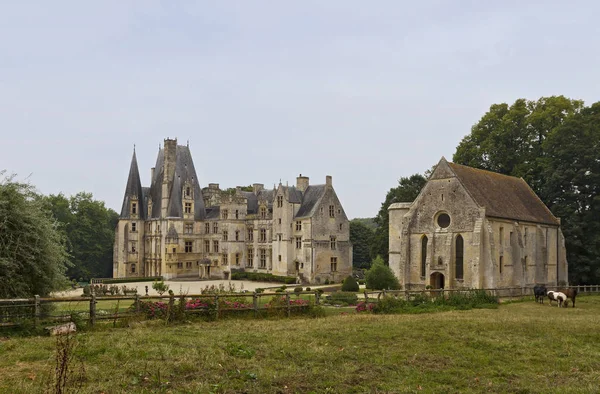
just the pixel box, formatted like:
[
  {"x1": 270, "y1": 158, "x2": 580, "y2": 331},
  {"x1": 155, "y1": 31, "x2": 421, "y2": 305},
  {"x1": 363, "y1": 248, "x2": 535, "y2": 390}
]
[
  {"x1": 221, "y1": 209, "x2": 228, "y2": 220},
  {"x1": 185, "y1": 186, "x2": 191, "y2": 197},
  {"x1": 185, "y1": 202, "x2": 192, "y2": 214},
  {"x1": 132, "y1": 202, "x2": 137, "y2": 215},
  {"x1": 260, "y1": 206, "x2": 267, "y2": 219},
  {"x1": 329, "y1": 205, "x2": 335, "y2": 218},
  {"x1": 277, "y1": 195, "x2": 283, "y2": 208}
]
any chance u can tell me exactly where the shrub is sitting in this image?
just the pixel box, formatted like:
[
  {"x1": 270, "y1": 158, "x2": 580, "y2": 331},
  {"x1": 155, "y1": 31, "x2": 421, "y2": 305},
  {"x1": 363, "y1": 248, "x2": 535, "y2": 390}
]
[
  {"x1": 324, "y1": 279, "x2": 330, "y2": 285},
  {"x1": 327, "y1": 291, "x2": 358, "y2": 306},
  {"x1": 152, "y1": 280, "x2": 169, "y2": 296},
  {"x1": 99, "y1": 276, "x2": 163, "y2": 284},
  {"x1": 341, "y1": 276, "x2": 359, "y2": 292},
  {"x1": 255, "y1": 288, "x2": 264, "y2": 293},
  {"x1": 358, "y1": 279, "x2": 365, "y2": 285},
  {"x1": 365, "y1": 256, "x2": 401, "y2": 290},
  {"x1": 373, "y1": 296, "x2": 407, "y2": 313},
  {"x1": 293, "y1": 286, "x2": 303, "y2": 295},
  {"x1": 305, "y1": 287, "x2": 311, "y2": 292},
  {"x1": 355, "y1": 301, "x2": 375, "y2": 313},
  {"x1": 230, "y1": 272, "x2": 296, "y2": 284}
]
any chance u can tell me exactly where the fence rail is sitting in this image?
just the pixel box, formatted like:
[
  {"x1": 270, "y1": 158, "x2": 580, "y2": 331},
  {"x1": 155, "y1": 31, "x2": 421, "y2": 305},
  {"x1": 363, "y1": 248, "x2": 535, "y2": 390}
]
[
  {"x1": 361, "y1": 285, "x2": 600, "y2": 303},
  {"x1": 0, "y1": 290, "x2": 321, "y2": 328},
  {"x1": 2, "y1": 285, "x2": 599, "y2": 329}
]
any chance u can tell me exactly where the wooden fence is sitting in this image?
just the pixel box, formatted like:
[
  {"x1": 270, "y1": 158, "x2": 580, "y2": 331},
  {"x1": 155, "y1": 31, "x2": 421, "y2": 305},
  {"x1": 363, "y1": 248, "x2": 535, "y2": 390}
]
[
  {"x1": 0, "y1": 291, "x2": 322, "y2": 328},
  {"x1": 361, "y1": 285, "x2": 600, "y2": 303},
  {"x1": 2, "y1": 285, "x2": 599, "y2": 329}
]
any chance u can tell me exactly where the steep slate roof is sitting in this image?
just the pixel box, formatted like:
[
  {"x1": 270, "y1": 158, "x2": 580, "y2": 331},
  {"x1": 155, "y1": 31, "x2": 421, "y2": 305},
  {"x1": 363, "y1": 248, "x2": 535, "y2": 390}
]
[
  {"x1": 294, "y1": 184, "x2": 327, "y2": 218},
  {"x1": 205, "y1": 206, "x2": 221, "y2": 219},
  {"x1": 147, "y1": 144, "x2": 206, "y2": 220},
  {"x1": 240, "y1": 191, "x2": 259, "y2": 214},
  {"x1": 119, "y1": 151, "x2": 145, "y2": 219},
  {"x1": 283, "y1": 186, "x2": 303, "y2": 203},
  {"x1": 447, "y1": 161, "x2": 559, "y2": 226}
]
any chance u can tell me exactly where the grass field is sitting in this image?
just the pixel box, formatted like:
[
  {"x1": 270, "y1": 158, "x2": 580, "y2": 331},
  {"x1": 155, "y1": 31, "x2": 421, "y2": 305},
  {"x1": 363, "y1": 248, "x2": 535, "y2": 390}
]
[{"x1": 1, "y1": 296, "x2": 600, "y2": 393}]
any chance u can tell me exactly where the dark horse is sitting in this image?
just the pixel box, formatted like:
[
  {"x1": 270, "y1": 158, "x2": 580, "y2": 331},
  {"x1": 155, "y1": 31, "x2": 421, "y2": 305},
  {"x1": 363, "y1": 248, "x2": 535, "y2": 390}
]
[
  {"x1": 558, "y1": 288, "x2": 578, "y2": 308},
  {"x1": 534, "y1": 284, "x2": 547, "y2": 304}
]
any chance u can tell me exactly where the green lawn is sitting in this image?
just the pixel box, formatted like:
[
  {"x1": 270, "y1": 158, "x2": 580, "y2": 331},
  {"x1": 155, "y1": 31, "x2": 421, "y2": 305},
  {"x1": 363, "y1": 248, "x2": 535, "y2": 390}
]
[{"x1": 1, "y1": 296, "x2": 600, "y2": 393}]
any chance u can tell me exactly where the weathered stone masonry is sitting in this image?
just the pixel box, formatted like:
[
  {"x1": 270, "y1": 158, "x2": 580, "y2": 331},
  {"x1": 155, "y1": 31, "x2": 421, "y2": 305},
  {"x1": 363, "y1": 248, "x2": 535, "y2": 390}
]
[
  {"x1": 113, "y1": 138, "x2": 352, "y2": 284},
  {"x1": 389, "y1": 157, "x2": 568, "y2": 290}
]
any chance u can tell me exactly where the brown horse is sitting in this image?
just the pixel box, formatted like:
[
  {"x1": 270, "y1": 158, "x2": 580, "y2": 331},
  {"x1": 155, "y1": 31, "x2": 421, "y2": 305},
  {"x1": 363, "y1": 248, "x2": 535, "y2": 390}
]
[{"x1": 558, "y1": 288, "x2": 578, "y2": 308}]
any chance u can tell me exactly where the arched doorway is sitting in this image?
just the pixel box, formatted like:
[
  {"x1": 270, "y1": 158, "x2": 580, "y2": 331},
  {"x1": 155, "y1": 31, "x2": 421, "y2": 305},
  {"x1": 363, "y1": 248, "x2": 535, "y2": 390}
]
[{"x1": 430, "y1": 272, "x2": 445, "y2": 289}]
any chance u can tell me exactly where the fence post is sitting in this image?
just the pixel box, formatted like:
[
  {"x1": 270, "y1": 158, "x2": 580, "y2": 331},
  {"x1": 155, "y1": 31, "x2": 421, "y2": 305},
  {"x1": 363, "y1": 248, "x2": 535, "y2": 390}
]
[
  {"x1": 253, "y1": 293, "x2": 258, "y2": 318},
  {"x1": 135, "y1": 294, "x2": 140, "y2": 313},
  {"x1": 90, "y1": 293, "x2": 96, "y2": 326},
  {"x1": 364, "y1": 290, "x2": 368, "y2": 302},
  {"x1": 34, "y1": 295, "x2": 40, "y2": 327},
  {"x1": 286, "y1": 293, "x2": 291, "y2": 318},
  {"x1": 215, "y1": 295, "x2": 219, "y2": 320}
]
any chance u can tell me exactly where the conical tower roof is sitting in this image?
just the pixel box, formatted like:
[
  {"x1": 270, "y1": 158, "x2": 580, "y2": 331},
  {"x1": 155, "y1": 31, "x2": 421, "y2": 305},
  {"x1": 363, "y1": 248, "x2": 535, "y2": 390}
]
[{"x1": 119, "y1": 149, "x2": 145, "y2": 219}]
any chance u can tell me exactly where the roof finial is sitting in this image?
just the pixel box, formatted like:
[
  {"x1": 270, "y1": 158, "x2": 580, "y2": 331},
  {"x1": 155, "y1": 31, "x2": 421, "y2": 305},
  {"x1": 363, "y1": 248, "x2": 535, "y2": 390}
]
[
  {"x1": 187, "y1": 139, "x2": 189, "y2": 147},
  {"x1": 133, "y1": 143, "x2": 136, "y2": 153}
]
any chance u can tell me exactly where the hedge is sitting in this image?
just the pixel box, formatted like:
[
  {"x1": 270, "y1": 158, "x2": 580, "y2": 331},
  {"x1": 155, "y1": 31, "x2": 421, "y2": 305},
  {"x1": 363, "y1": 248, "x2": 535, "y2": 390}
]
[
  {"x1": 96, "y1": 276, "x2": 164, "y2": 284},
  {"x1": 230, "y1": 272, "x2": 296, "y2": 284}
]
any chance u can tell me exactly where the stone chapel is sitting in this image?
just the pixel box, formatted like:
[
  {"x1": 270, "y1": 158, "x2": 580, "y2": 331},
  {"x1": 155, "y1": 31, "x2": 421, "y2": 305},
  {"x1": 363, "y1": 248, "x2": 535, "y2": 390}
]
[{"x1": 388, "y1": 157, "x2": 568, "y2": 290}]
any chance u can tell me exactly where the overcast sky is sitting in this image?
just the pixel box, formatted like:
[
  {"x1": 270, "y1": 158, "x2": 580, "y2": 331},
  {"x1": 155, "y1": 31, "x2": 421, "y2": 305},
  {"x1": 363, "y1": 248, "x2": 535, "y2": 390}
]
[{"x1": 1, "y1": 1, "x2": 599, "y2": 219}]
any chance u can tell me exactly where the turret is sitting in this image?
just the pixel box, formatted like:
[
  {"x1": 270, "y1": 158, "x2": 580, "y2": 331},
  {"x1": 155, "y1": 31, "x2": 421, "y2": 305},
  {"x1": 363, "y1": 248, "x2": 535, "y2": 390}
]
[{"x1": 296, "y1": 174, "x2": 309, "y2": 192}]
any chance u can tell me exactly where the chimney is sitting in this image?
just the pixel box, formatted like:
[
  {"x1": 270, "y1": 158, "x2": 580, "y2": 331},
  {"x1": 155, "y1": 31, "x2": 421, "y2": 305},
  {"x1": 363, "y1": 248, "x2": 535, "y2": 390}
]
[
  {"x1": 209, "y1": 183, "x2": 220, "y2": 190},
  {"x1": 326, "y1": 175, "x2": 332, "y2": 187},
  {"x1": 253, "y1": 183, "x2": 264, "y2": 194},
  {"x1": 163, "y1": 138, "x2": 177, "y2": 185},
  {"x1": 296, "y1": 174, "x2": 309, "y2": 192}
]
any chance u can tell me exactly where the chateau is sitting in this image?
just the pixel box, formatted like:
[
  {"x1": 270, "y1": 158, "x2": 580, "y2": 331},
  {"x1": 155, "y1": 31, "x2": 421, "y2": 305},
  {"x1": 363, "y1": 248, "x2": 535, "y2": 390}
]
[
  {"x1": 389, "y1": 158, "x2": 568, "y2": 290},
  {"x1": 113, "y1": 138, "x2": 352, "y2": 283}
]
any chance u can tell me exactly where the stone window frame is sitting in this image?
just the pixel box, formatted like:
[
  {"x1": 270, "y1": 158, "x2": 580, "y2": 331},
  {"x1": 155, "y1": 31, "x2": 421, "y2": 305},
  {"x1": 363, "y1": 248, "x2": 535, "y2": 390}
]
[
  {"x1": 455, "y1": 234, "x2": 464, "y2": 281},
  {"x1": 434, "y1": 211, "x2": 451, "y2": 229},
  {"x1": 247, "y1": 248, "x2": 254, "y2": 267},
  {"x1": 185, "y1": 241, "x2": 193, "y2": 253},
  {"x1": 259, "y1": 249, "x2": 267, "y2": 268},
  {"x1": 131, "y1": 222, "x2": 137, "y2": 233},
  {"x1": 330, "y1": 257, "x2": 338, "y2": 271},
  {"x1": 184, "y1": 202, "x2": 192, "y2": 214},
  {"x1": 420, "y1": 235, "x2": 428, "y2": 279}
]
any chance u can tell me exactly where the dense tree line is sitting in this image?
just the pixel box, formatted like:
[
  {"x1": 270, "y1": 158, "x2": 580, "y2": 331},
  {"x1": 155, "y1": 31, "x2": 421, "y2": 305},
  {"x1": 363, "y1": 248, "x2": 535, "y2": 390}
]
[
  {"x1": 0, "y1": 175, "x2": 119, "y2": 297},
  {"x1": 45, "y1": 193, "x2": 119, "y2": 281},
  {"x1": 455, "y1": 96, "x2": 599, "y2": 284},
  {"x1": 0, "y1": 174, "x2": 69, "y2": 297}
]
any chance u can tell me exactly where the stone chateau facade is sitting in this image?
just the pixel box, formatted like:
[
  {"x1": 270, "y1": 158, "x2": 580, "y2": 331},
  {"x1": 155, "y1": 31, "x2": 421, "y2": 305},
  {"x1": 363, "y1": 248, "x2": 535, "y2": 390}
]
[
  {"x1": 389, "y1": 158, "x2": 568, "y2": 290},
  {"x1": 113, "y1": 138, "x2": 352, "y2": 284}
]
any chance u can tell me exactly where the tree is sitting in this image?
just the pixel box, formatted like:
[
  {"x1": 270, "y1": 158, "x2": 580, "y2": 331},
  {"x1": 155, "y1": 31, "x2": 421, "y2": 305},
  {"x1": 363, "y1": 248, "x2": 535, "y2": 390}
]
[
  {"x1": 372, "y1": 174, "x2": 427, "y2": 263},
  {"x1": 152, "y1": 280, "x2": 169, "y2": 296},
  {"x1": 341, "y1": 275, "x2": 359, "y2": 292},
  {"x1": 0, "y1": 174, "x2": 69, "y2": 297},
  {"x1": 454, "y1": 96, "x2": 584, "y2": 194},
  {"x1": 350, "y1": 220, "x2": 376, "y2": 269},
  {"x1": 365, "y1": 256, "x2": 401, "y2": 290},
  {"x1": 46, "y1": 192, "x2": 119, "y2": 281},
  {"x1": 542, "y1": 103, "x2": 600, "y2": 284}
]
